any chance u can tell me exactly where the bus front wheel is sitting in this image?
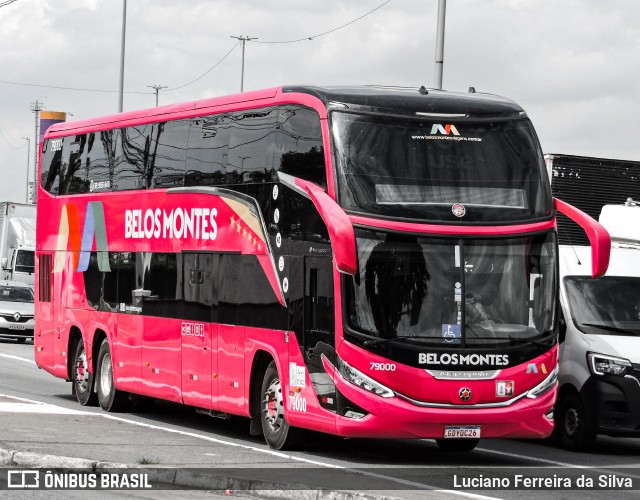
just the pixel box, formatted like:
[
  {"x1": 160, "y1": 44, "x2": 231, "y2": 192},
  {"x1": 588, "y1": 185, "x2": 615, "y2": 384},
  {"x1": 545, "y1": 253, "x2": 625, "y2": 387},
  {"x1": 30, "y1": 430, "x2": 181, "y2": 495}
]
[
  {"x1": 260, "y1": 361, "x2": 304, "y2": 450},
  {"x1": 96, "y1": 339, "x2": 130, "y2": 412}
]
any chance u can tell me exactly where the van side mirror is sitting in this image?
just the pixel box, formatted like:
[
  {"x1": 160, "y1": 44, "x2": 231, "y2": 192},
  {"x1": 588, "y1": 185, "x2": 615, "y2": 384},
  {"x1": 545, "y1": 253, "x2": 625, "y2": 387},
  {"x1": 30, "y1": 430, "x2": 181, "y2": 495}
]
[{"x1": 554, "y1": 198, "x2": 611, "y2": 278}]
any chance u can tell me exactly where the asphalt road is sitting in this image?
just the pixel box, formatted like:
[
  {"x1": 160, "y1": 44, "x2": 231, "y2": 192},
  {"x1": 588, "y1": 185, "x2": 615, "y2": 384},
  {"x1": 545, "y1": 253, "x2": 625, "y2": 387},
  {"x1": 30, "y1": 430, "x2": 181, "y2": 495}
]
[{"x1": 1, "y1": 338, "x2": 639, "y2": 499}]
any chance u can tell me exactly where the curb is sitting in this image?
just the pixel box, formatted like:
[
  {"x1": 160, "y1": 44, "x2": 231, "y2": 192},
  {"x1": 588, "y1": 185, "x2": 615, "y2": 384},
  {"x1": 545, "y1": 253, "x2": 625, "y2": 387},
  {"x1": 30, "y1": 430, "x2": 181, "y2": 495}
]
[{"x1": 0, "y1": 448, "x2": 398, "y2": 500}]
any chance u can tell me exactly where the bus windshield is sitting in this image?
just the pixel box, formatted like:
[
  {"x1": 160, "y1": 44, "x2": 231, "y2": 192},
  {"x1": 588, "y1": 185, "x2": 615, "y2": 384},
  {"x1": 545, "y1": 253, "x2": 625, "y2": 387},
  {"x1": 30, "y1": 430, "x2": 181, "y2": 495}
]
[
  {"x1": 345, "y1": 229, "x2": 557, "y2": 347},
  {"x1": 331, "y1": 112, "x2": 552, "y2": 223},
  {"x1": 564, "y1": 276, "x2": 640, "y2": 336}
]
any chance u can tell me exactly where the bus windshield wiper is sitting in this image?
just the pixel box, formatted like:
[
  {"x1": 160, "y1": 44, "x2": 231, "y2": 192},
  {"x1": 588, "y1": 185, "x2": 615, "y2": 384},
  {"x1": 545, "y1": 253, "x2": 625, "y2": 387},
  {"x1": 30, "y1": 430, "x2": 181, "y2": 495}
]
[
  {"x1": 581, "y1": 323, "x2": 640, "y2": 336},
  {"x1": 363, "y1": 334, "x2": 423, "y2": 346}
]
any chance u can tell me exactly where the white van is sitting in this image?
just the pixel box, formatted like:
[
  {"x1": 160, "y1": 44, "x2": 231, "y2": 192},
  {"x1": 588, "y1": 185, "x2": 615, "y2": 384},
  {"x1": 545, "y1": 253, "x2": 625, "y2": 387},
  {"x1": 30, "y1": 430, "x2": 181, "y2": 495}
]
[{"x1": 556, "y1": 201, "x2": 640, "y2": 450}]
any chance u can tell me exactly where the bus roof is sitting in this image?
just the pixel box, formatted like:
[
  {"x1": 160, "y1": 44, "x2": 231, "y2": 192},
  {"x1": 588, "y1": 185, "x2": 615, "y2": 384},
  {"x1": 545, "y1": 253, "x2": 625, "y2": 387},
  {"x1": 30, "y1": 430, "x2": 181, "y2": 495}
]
[{"x1": 46, "y1": 85, "x2": 525, "y2": 137}]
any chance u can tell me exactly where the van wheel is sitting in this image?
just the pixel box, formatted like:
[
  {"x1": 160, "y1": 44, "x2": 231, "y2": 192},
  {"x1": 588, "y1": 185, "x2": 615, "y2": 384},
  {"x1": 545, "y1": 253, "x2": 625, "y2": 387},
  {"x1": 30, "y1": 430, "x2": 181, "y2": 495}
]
[
  {"x1": 73, "y1": 340, "x2": 97, "y2": 406},
  {"x1": 435, "y1": 438, "x2": 479, "y2": 452},
  {"x1": 96, "y1": 339, "x2": 130, "y2": 412},
  {"x1": 260, "y1": 361, "x2": 305, "y2": 450},
  {"x1": 556, "y1": 392, "x2": 595, "y2": 450}
]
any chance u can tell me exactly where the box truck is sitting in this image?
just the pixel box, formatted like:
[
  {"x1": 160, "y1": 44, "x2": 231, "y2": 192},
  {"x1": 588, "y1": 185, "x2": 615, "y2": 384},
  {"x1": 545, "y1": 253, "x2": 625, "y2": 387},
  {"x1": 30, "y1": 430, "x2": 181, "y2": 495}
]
[{"x1": 0, "y1": 202, "x2": 36, "y2": 285}]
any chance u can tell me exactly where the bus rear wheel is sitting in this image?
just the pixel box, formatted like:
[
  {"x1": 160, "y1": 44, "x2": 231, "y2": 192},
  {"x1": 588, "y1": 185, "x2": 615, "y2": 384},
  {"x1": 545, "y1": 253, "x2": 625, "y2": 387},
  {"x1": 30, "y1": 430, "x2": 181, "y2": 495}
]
[
  {"x1": 260, "y1": 361, "x2": 304, "y2": 450},
  {"x1": 96, "y1": 339, "x2": 130, "y2": 412},
  {"x1": 435, "y1": 438, "x2": 479, "y2": 452},
  {"x1": 73, "y1": 340, "x2": 97, "y2": 406}
]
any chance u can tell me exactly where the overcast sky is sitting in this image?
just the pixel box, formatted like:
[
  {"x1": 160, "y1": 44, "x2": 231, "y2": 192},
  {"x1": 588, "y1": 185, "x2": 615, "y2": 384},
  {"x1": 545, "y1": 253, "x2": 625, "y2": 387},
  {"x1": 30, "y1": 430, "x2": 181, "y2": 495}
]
[{"x1": 0, "y1": 0, "x2": 638, "y2": 204}]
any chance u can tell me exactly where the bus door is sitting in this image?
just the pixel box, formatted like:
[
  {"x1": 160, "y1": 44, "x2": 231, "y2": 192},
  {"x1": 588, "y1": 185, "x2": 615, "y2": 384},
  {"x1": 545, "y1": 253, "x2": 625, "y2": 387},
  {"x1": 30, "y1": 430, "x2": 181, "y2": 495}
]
[
  {"x1": 303, "y1": 256, "x2": 337, "y2": 413},
  {"x1": 181, "y1": 253, "x2": 218, "y2": 410}
]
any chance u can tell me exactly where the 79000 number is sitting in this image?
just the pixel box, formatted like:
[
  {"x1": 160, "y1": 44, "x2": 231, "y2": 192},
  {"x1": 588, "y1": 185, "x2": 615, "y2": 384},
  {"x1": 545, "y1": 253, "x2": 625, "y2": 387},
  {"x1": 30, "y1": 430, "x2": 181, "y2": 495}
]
[{"x1": 370, "y1": 362, "x2": 396, "y2": 371}]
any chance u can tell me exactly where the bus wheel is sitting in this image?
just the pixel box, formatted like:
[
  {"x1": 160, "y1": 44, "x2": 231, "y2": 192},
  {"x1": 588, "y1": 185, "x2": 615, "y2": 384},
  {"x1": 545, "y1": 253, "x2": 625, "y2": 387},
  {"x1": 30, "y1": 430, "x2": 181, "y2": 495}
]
[
  {"x1": 260, "y1": 361, "x2": 304, "y2": 450},
  {"x1": 73, "y1": 340, "x2": 97, "y2": 406},
  {"x1": 96, "y1": 339, "x2": 130, "y2": 412},
  {"x1": 435, "y1": 438, "x2": 479, "y2": 452},
  {"x1": 556, "y1": 392, "x2": 595, "y2": 451}
]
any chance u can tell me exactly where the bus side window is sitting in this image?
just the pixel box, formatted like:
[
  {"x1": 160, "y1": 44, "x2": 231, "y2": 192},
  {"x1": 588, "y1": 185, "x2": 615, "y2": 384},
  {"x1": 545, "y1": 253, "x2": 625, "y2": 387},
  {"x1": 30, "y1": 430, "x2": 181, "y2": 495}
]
[
  {"x1": 59, "y1": 134, "x2": 88, "y2": 195},
  {"x1": 185, "y1": 115, "x2": 230, "y2": 187},
  {"x1": 116, "y1": 124, "x2": 156, "y2": 190},
  {"x1": 227, "y1": 108, "x2": 277, "y2": 185},
  {"x1": 41, "y1": 139, "x2": 63, "y2": 195},
  {"x1": 275, "y1": 105, "x2": 325, "y2": 188},
  {"x1": 85, "y1": 130, "x2": 117, "y2": 194},
  {"x1": 152, "y1": 120, "x2": 189, "y2": 189},
  {"x1": 182, "y1": 253, "x2": 218, "y2": 322}
]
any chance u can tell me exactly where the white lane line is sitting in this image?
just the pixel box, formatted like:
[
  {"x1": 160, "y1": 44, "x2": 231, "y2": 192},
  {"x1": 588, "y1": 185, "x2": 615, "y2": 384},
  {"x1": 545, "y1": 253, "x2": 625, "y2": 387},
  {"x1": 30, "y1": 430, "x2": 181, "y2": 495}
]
[
  {"x1": 477, "y1": 446, "x2": 640, "y2": 480},
  {"x1": 0, "y1": 352, "x2": 36, "y2": 364},
  {"x1": 0, "y1": 392, "x2": 500, "y2": 499},
  {"x1": 0, "y1": 402, "x2": 87, "y2": 414}
]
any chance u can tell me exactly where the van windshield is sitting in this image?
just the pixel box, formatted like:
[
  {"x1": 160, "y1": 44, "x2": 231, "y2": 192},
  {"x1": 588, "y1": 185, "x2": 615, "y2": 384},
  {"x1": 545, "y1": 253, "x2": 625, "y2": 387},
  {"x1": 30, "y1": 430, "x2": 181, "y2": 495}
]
[{"x1": 564, "y1": 276, "x2": 640, "y2": 336}]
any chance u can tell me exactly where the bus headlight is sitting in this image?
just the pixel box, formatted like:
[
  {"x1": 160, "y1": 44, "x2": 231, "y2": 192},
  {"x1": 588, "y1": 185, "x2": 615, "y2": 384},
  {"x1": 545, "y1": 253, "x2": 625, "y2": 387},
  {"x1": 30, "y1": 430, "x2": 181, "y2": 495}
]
[
  {"x1": 526, "y1": 366, "x2": 558, "y2": 399},
  {"x1": 587, "y1": 353, "x2": 632, "y2": 376},
  {"x1": 336, "y1": 357, "x2": 395, "y2": 398}
]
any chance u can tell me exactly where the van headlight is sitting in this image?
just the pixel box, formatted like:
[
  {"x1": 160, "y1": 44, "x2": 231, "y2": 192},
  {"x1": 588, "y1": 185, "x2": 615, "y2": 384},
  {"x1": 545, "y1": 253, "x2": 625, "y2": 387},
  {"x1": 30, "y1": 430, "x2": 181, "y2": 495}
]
[
  {"x1": 587, "y1": 353, "x2": 632, "y2": 376},
  {"x1": 336, "y1": 357, "x2": 395, "y2": 398},
  {"x1": 527, "y1": 366, "x2": 558, "y2": 398}
]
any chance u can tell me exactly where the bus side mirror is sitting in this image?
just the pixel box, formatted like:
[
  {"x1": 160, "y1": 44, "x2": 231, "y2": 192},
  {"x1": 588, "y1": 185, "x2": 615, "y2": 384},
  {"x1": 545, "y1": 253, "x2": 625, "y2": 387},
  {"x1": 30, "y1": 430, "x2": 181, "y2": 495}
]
[
  {"x1": 279, "y1": 173, "x2": 357, "y2": 276},
  {"x1": 554, "y1": 198, "x2": 611, "y2": 278}
]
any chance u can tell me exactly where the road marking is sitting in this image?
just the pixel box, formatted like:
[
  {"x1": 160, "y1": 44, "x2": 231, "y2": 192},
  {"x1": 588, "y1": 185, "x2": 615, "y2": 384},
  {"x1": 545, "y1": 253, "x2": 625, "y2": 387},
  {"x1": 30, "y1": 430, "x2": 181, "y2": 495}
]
[
  {"x1": 477, "y1": 446, "x2": 640, "y2": 480},
  {"x1": 0, "y1": 392, "x2": 499, "y2": 499},
  {"x1": 0, "y1": 352, "x2": 36, "y2": 364},
  {"x1": 0, "y1": 402, "x2": 86, "y2": 415}
]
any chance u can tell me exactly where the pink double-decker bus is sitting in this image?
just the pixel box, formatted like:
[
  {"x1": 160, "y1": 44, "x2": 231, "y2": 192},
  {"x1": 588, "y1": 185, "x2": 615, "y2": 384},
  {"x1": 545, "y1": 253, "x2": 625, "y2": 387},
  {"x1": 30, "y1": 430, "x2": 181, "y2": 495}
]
[{"x1": 35, "y1": 86, "x2": 609, "y2": 451}]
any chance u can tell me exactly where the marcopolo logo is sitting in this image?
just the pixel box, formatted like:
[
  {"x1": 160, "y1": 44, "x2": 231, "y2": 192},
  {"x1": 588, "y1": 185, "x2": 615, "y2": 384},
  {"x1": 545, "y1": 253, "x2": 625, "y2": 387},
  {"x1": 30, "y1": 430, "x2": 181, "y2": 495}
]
[
  {"x1": 430, "y1": 124, "x2": 460, "y2": 136},
  {"x1": 54, "y1": 201, "x2": 110, "y2": 273}
]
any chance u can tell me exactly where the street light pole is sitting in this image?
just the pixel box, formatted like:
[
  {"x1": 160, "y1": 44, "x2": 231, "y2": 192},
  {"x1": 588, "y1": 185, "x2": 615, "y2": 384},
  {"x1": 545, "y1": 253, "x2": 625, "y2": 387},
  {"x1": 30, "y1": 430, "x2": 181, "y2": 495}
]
[
  {"x1": 230, "y1": 35, "x2": 257, "y2": 92},
  {"x1": 118, "y1": 0, "x2": 127, "y2": 112},
  {"x1": 147, "y1": 85, "x2": 168, "y2": 107},
  {"x1": 30, "y1": 100, "x2": 44, "y2": 204},
  {"x1": 22, "y1": 137, "x2": 30, "y2": 204},
  {"x1": 434, "y1": 0, "x2": 447, "y2": 90}
]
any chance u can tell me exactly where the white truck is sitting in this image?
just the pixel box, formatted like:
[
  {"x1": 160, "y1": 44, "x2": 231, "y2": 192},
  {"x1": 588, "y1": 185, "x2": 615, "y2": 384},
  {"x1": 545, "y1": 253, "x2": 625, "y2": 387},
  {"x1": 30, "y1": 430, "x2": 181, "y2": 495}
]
[
  {"x1": 556, "y1": 200, "x2": 640, "y2": 450},
  {"x1": 0, "y1": 202, "x2": 36, "y2": 286}
]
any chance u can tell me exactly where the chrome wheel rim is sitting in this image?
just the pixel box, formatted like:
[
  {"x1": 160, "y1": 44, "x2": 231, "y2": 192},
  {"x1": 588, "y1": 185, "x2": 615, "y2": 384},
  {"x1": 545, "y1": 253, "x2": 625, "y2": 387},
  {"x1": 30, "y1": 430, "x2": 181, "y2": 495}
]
[
  {"x1": 99, "y1": 352, "x2": 113, "y2": 397},
  {"x1": 263, "y1": 377, "x2": 284, "y2": 432},
  {"x1": 75, "y1": 348, "x2": 90, "y2": 393}
]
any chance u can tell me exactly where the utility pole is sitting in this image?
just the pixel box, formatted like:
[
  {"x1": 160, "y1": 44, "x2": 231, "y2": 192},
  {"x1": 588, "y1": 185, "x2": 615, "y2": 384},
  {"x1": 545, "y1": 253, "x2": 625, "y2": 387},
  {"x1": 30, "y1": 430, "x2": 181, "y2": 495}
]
[
  {"x1": 147, "y1": 85, "x2": 168, "y2": 107},
  {"x1": 434, "y1": 0, "x2": 447, "y2": 90},
  {"x1": 230, "y1": 35, "x2": 257, "y2": 92},
  {"x1": 22, "y1": 137, "x2": 30, "y2": 204},
  {"x1": 30, "y1": 100, "x2": 44, "y2": 204},
  {"x1": 118, "y1": 0, "x2": 127, "y2": 112}
]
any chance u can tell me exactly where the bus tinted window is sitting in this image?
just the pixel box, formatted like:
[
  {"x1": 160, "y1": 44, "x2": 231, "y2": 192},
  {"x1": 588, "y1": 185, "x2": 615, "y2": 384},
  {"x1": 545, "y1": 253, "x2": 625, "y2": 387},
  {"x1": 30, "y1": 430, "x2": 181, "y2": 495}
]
[
  {"x1": 40, "y1": 138, "x2": 64, "y2": 195},
  {"x1": 183, "y1": 253, "x2": 218, "y2": 322},
  {"x1": 117, "y1": 122, "x2": 187, "y2": 191},
  {"x1": 84, "y1": 130, "x2": 117, "y2": 193},
  {"x1": 185, "y1": 115, "x2": 230, "y2": 187},
  {"x1": 152, "y1": 120, "x2": 188, "y2": 188},
  {"x1": 141, "y1": 253, "x2": 180, "y2": 317},
  {"x1": 59, "y1": 135, "x2": 88, "y2": 195},
  {"x1": 227, "y1": 108, "x2": 277, "y2": 184},
  {"x1": 275, "y1": 106, "x2": 326, "y2": 188}
]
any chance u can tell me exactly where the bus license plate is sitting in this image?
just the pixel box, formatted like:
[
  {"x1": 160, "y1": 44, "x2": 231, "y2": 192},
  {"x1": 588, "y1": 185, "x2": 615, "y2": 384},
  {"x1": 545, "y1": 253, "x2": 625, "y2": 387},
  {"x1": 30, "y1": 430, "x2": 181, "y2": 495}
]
[
  {"x1": 444, "y1": 426, "x2": 481, "y2": 439},
  {"x1": 8, "y1": 324, "x2": 26, "y2": 330}
]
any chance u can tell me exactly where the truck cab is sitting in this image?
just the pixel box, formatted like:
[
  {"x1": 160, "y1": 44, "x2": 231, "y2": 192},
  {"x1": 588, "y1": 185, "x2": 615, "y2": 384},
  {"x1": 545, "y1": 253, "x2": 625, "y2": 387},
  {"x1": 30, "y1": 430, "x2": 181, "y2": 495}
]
[{"x1": 556, "y1": 201, "x2": 640, "y2": 450}]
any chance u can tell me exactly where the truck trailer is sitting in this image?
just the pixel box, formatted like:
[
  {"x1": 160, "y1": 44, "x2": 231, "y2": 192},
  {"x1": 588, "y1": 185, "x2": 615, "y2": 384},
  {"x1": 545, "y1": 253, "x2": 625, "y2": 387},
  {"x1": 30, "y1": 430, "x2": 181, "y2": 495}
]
[{"x1": 0, "y1": 202, "x2": 36, "y2": 286}]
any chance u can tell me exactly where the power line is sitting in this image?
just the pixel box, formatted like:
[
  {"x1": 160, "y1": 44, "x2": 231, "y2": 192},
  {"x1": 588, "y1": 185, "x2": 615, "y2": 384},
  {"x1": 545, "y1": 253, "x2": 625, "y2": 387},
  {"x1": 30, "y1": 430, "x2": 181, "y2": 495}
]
[
  {"x1": 165, "y1": 41, "x2": 240, "y2": 91},
  {"x1": 256, "y1": 0, "x2": 392, "y2": 44},
  {"x1": 0, "y1": 130, "x2": 26, "y2": 149},
  {"x1": 0, "y1": 79, "x2": 152, "y2": 94},
  {"x1": 0, "y1": 0, "x2": 19, "y2": 8}
]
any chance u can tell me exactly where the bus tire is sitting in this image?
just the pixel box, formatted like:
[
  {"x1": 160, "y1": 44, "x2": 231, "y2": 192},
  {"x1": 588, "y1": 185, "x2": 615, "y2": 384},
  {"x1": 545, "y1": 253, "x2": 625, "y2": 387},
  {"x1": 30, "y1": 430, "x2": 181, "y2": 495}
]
[
  {"x1": 260, "y1": 361, "x2": 305, "y2": 450},
  {"x1": 73, "y1": 340, "x2": 97, "y2": 406},
  {"x1": 555, "y1": 392, "x2": 595, "y2": 451},
  {"x1": 435, "y1": 438, "x2": 479, "y2": 452},
  {"x1": 96, "y1": 338, "x2": 130, "y2": 412}
]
